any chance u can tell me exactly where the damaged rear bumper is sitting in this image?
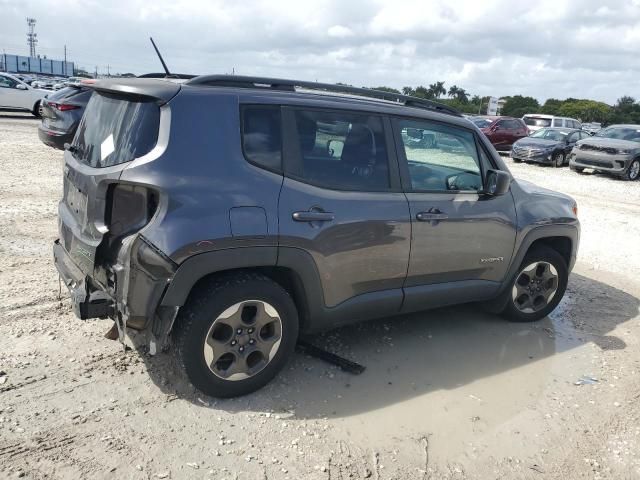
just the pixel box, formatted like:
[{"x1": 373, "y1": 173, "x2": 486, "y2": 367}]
[
  {"x1": 53, "y1": 235, "x2": 177, "y2": 331},
  {"x1": 54, "y1": 239, "x2": 114, "y2": 319}
]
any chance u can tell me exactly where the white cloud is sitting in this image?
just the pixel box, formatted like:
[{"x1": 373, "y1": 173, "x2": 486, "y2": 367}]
[{"x1": 1, "y1": 0, "x2": 638, "y2": 103}]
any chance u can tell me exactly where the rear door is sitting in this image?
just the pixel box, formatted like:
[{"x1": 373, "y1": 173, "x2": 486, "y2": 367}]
[
  {"x1": 59, "y1": 90, "x2": 164, "y2": 274},
  {"x1": 278, "y1": 107, "x2": 411, "y2": 310},
  {"x1": 392, "y1": 117, "x2": 517, "y2": 307}
]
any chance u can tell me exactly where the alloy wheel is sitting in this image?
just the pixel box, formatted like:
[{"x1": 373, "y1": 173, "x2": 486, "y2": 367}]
[
  {"x1": 629, "y1": 160, "x2": 640, "y2": 180},
  {"x1": 203, "y1": 300, "x2": 283, "y2": 381},
  {"x1": 511, "y1": 261, "x2": 559, "y2": 314}
]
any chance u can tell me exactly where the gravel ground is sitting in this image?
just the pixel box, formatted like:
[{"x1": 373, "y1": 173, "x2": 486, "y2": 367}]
[{"x1": 1, "y1": 113, "x2": 639, "y2": 479}]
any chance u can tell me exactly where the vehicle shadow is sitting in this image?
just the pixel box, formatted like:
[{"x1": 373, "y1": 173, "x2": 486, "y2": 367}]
[
  {"x1": 0, "y1": 112, "x2": 38, "y2": 120},
  {"x1": 135, "y1": 272, "x2": 638, "y2": 418}
]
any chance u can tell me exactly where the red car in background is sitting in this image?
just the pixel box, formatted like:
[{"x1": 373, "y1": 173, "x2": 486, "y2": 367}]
[{"x1": 470, "y1": 116, "x2": 529, "y2": 152}]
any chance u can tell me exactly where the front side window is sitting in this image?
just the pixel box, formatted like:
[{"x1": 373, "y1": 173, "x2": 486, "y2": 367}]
[
  {"x1": 0, "y1": 76, "x2": 17, "y2": 89},
  {"x1": 398, "y1": 119, "x2": 482, "y2": 192},
  {"x1": 241, "y1": 106, "x2": 282, "y2": 172},
  {"x1": 292, "y1": 109, "x2": 389, "y2": 191}
]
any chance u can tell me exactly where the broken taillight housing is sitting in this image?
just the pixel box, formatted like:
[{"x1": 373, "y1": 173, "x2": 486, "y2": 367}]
[{"x1": 106, "y1": 184, "x2": 159, "y2": 239}]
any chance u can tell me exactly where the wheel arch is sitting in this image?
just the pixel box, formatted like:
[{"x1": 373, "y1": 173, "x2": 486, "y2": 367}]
[{"x1": 159, "y1": 246, "x2": 321, "y2": 335}]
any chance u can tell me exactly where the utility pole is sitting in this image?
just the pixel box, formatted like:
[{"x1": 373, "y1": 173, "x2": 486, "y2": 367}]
[
  {"x1": 95, "y1": 65, "x2": 98, "y2": 78},
  {"x1": 64, "y1": 45, "x2": 67, "y2": 76},
  {"x1": 26, "y1": 18, "x2": 37, "y2": 57},
  {"x1": 107, "y1": 64, "x2": 110, "y2": 77}
]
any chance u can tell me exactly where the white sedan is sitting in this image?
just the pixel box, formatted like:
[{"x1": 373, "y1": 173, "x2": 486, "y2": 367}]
[{"x1": 0, "y1": 72, "x2": 49, "y2": 117}]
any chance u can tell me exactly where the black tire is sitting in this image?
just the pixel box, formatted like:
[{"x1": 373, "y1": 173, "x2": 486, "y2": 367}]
[
  {"x1": 173, "y1": 272, "x2": 299, "y2": 397},
  {"x1": 552, "y1": 151, "x2": 565, "y2": 168},
  {"x1": 623, "y1": 159, "x2": 640, "y2": 181},
  {"x1": 570, "y1": 165, "x2": 585, "y2": 173},
  {"x1": 512, "y1": 157, "x2": 522, "y2": 163},
  {"x1": 32, "y1": 101, "x2": 42, "y2": 118},
  {"x1": 499, "y1": 245, "x2": 568, "y2": 323}
]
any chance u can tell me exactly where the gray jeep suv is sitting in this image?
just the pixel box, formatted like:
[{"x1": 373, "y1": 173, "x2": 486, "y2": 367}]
[{"x1": 53, "y1": 76, "x2": 580, "y2": 397}]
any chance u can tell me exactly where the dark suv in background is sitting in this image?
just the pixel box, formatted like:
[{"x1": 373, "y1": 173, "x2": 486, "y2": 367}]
[
  {"x1": 53, "y1": 76, "x2": 579, "y2": 397},
  {"x1": 470, "y1": 116, "x2": 529, "y2": 152}
]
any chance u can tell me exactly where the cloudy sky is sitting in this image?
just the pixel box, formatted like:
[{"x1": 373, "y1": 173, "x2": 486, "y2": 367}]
[{"x1": 2, "y1": 0, "x2": 639, "y2": 104}]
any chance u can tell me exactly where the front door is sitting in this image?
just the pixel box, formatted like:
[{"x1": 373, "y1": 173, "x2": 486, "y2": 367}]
[
  {"x1": 0, "y1": 75, "x2": 23, "y2": 109},
  {"x1": 278, "y1": 107, "x2": 411, "y2": 309},
  {"x1": 392, "y1": 117, "x2": 517, "y2": 296}
]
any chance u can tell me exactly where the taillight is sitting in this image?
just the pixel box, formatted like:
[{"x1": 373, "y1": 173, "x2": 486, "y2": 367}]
[
  {"x1": 106, "y1": 184, "x2": 158, "y2": 239},
  {"x1": 49, "y1": 102, "x2": 80, "y2": 111}
]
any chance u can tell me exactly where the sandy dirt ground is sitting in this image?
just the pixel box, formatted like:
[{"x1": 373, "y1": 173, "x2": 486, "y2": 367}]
[{"x1": 1, "y1": 113, "x2": 639, "y2": 479}]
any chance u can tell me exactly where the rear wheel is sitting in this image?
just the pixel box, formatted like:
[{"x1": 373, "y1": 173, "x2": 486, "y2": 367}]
[
  {"x1": 624, "y1": 159, "x2": 640, "y2": 181},
  {"x1": 173, "y1": 273, "x2": 299, "y2": 397},
  {"x1": 552, "y1": 151, "x2": 565, "y2": 168},
  {"x1": 500, "y1": 246, "x2": 568, "y2": 322}
]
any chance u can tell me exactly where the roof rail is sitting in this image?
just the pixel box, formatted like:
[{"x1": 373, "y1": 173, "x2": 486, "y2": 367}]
[{"x1": 186, "y1": 75, "x2": 461, "y2": 116}]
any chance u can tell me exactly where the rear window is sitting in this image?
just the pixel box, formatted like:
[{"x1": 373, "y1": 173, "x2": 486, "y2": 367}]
[
  {"x1": 72, "y1": 92, "x2": 160, "y2": 168},
  {"x1": 523, "y1": 116, "x2": 552, "y2": 127},
  {"x1": 48, "y1": 86, "x2": 87, "y2": 101}
]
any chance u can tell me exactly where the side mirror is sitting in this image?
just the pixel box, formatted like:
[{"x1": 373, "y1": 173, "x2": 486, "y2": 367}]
[
  {"x1": 484, "y1": 170, "x2": 511, "y2": 196},
  {"x1": 491, "y1": 125, "x2": 501, "y2": 132},
  {"x1": 327, "y1": 139, "x2": 344, "y2": 158},
  {"x1": 16, "y1": 84, "x2": 28, "y2": 90}
]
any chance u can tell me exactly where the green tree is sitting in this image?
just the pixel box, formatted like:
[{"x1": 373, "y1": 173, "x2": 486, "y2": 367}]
[
  {"x1": 557, "y1": 100, "x2": 611, "y2": 123},
  {"x1": 402, "y1": 86, "x2": 415, "y2": 96},
  {"x1": 501, "y1": 95, "x2": 540, "y2": 118},
  {"x1": 541, "y1": 98, "x2": 563, "y2": 115}
]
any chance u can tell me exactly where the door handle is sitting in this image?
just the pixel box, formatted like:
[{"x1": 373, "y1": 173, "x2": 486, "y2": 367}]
[
  {"x1": 416, "y1": 210, "x2": 448, "y2": 222},
  {"x1": 292, "y1": 211, "x2": 335, "y2": 222}
]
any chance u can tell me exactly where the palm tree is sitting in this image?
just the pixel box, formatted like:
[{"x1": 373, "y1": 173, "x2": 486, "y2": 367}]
[
  {"x1": 429, "y1": 81, "x2": 446, "y2": 99},
  {"x1": 456, "y1": 88, "x2": 469, "y2": 104},
  {"x1": 448, "y1": 85, "x2": 460, "y2": 99}
]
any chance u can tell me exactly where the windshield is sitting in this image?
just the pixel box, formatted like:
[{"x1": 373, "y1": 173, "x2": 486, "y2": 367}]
[
  {"x1": 73, "y1": 92, "x2": 160, "y2": 168},
  {"x1": 530, "y1": 129, "x2": 568, "y2": 141},
  {"x1": 595, "y1": 127, "x2": 640, "y2": 142},
  {"x1": 523, "y1": 116, "x2": 552, "y2": 127},
  {"x1": 470, "y1": 117, "x2": 493, "y2": 128}
]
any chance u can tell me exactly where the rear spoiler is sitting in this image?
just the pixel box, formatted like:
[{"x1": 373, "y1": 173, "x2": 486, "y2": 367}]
[{"x1": 88, "y1": 78, "x2": 181, "y2": 104}]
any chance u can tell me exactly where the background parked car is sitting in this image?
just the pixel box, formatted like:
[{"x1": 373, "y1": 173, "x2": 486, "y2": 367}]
[
  {"x1": 0, "y1": 72, "x2": 48, "y2": 117},
  {"x1": 471, "y1": 115, "x2": 528, "y2": 152},
  {"x1": 38, "y1": 81, "x2": 94, "y2": 149},
  {"x1": 522, "y1": 114, "x2": 581, "y2": 133},
  {"x1": 582, "y1": 122, "x2": 602, "y2": 135},
  {"x1": 569, "y1": 124, "x2": 640, "y2": 181},
  {"x1": 511, "y1": 127, "x2": 590, "y2": 167}
]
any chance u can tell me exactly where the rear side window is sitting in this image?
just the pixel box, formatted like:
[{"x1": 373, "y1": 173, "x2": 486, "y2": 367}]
[
  {"x1": 241, "y1": 106, "x2": 282, "y2": 172},
  {"x1": 553, "y1": 118, "x2": 564, "y2": 127},
  {"x1": 73, "y1": 92, "x2": 160, "y2": 168},
  {"x1": 292, "y1": 109, "x2": 389, "y2": 191}
]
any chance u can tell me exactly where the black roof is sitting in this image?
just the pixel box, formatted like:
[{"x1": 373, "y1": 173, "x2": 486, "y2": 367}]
[{"x1": 186, "y1": 75, "x2": 461, "y2": 117}]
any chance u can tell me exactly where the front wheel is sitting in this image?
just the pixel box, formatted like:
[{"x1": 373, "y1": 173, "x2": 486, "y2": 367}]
[
  {"x1": 500, "y1": 246, "x2": 568, "y2": 322},
  {"x1": 173, "y1": 273, "x2": 299, "y2": 397},
  {"x1": 552, "y1": 151, "x2": 565, "y2": 168},
  {"x1": 624, "y1": 159, "x2": 640, "y2": 181}
]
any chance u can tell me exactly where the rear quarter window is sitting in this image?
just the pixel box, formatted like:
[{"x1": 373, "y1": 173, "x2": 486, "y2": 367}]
[
  {"x1": 73, "y1": 92, "x2": 160, "y2": 168},
  {"x1": 241, "y1": 106, "x2": 282, "y2": 173}
]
